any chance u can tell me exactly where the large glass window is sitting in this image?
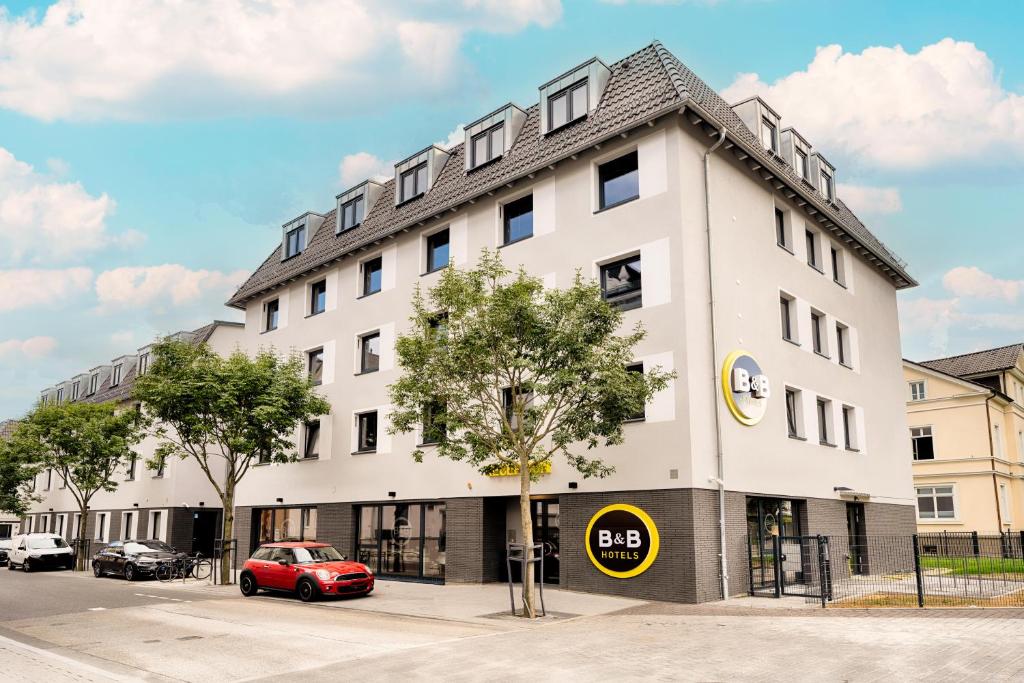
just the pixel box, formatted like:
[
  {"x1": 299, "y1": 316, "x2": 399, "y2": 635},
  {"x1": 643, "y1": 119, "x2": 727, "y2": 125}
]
[
  {"x1": 598, "y1": 151, "x2": 639, "y2": 210},
  {"x1": 547, "y1": 80, "x2": 587, "y2": 131},
  {"x1": 360, "y1": 332, "x2": 380, "y2": 373},
  {"x1": 284, "y1": 225, "x2": 306, "y2": 258},
  {"x1": 357, "y1": 503, "x2": 446, "y2": 581},
  {"x1": 470, "y1": 123, "x2": 505, "y2": 168},
  {"x1": 256, "y1": 506, "x2": 317, "y2": 544},
  {"x1": 340, "y1": 196, "x2": 364, "y2": 231},
  {"x1": 310, "y1": 280, "x2": 326, "y2": 315},
  {"x1": 265, "y1": 299, "x2": 279, "y2": 331},
  {"x1": 600, "y1": 255, "x2": 642, "y2": 311},
  {"x1": 357, "y1": 411, "x2": 378, "y2": 452},
  {"x1": 400, "y1": 163, "x2": 429, "y2": 203},
  {"x1": 911, "y1": 426, "x2": 934, "y2": 460},
  {"x1": 426, "y1": 229, "x2": 450, "y2": 273},
  {"x1": 502, "y1": 195, "x2": 533, "y2": 245}
]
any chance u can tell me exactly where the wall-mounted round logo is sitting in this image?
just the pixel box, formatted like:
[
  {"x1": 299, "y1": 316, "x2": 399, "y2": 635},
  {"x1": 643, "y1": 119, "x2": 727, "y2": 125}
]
[
  {"x1": 721, "y1": 350, "x2": 771, "y2": 426},
  {"x1": 585, "y1": 504, "x2": 660, "y2": 579}
]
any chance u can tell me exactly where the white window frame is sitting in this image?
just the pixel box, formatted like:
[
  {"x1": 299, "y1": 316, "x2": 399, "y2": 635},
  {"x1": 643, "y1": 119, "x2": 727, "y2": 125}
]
[
  {"x1": 916, "y1": 485, "x2": 957, "y2": 521},
  {"x1": 784, "y1": 386, "x2": 804, "y2": 439},
  {"x1": 1000, "y1": 483, "x2": 1012, "y2": 523},
  {"x1": 909, "y1": 381, "x2": 926, "y2": 402},
  {"x1": 148, "y1": 509, "x2": 168, "y2": 542},
  {"x1": 994, "y1": 424, "x2": 1003, "y2": 458},
  {"x1": 911, "y1": 425, "x2": 935, "y2": 460},
  {"x1": 95, "y1": 512, "x2": 110, "y2": 543},
  {"x1": 121, "y1": 510, "x2": 138, "y2": 541}
]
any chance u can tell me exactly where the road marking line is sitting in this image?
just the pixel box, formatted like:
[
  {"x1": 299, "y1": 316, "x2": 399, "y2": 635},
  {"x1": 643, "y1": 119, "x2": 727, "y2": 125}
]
[{"x1": 87, "y1": 607, "x2": 106, "y2": 611}]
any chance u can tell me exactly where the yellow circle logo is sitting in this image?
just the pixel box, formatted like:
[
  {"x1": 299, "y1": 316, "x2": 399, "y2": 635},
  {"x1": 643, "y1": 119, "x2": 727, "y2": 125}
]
[
  {"x1": 585, "y1": 504, "x2": 660, "y2": 579},
  {"x1": 721, "y1": 350, "x2": 771, "y2": 426}
]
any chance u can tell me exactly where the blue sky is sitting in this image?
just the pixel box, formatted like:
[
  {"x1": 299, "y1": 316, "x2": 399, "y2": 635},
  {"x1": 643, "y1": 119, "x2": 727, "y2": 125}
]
[{"x1": 1, "y1": 0, "x2": 1022, "y2": 417}]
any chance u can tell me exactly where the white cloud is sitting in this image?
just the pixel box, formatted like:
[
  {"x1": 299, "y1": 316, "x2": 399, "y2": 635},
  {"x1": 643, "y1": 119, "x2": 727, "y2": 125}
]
[
  {"x1": 438, "y1": 124, "x2": 466, "y2": 150},
  {"x1": 722, "y1": 39, "x2": 1024, "y2": 169},
  {"x1": 943, "y1": 266, "x2": 1023, "y2": 303},
  {"x1": 0, "y1": 336, "x2": 58, "y2": 360},
  {"x1": 836, "y1": 183, "x2": 902, "y2": 215},
  {"x1": 0, "y1": 0, "x2": 560, "y2": 121},
  {"x1": 95, "y1": 264, "x2": 249, "y2": 310},
  {"x1": 0, "y1": 267, "x2": 93, "y2": 312},
  {"x1": 339, "y1": 152, "x2": 394, "y2": 189},
  {"x1": 0, "y1": 147, "x2": 122, "y2": 264}
]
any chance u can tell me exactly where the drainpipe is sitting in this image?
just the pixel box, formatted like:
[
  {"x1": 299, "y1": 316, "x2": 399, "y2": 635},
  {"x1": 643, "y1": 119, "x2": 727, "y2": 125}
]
[
  {"x1": 985, "y1": 394, "x2": 1004, "y2": 531},
  {"x1": 704, "y1": 125, "x2": 729, "y2": 600}
]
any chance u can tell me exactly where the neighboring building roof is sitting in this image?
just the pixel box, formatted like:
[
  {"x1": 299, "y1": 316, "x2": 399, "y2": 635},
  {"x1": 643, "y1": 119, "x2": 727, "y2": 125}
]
[
  {"x1": 227, "y1": 40, "x2": 914, "y2": 309},
  {"x1": 918, "y1": 344, "x2": 1024, "y2": 378}
]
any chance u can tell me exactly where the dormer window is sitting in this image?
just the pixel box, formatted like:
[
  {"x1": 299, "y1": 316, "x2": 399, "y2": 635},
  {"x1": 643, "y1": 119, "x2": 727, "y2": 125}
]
[
  {"x1": 470, "y1": 123, "x2": 504, "y2": 169},
  {"x1": 71, "y1": 381, "x2": 80, "y2": 401},
  {"x1": 111, "y1": 364, "x2": 123, "y2": 387},
  {"x1": 284, "y1": 224, "x2": 306, "y2": 259},
  {"x1": 761, "y1": 118, "x2": 778, "y2": 154},
  {"x1": 139, "y1": 352, "x2": 150, "y2": 376},
  {"x1": 340, "y1": 196, "x2": 364, "y2": 231},
  {"x1": 56, "y1": 387, "x2": 64, "y2": 403},
  {"x1": 795, "y1": 149, "x2": 808, "y2": 180},
  {"x1": 400, "y1": 163, "x2": 428, "y2": 203},
  {"x1": 809, "y1": 152, "x2": 836, "y2": 204},
  {"x1": 539, "y1": 57, "x2": 611, "y2": 135},
  {"x1": 89, "y1": 373, "x2": 98, "y2": 395},
  {"x1": 820, "y1": 170, "x2": 834, "y2": 202},
  {"x1": 549, "y1": 80, "x2": 587, "y2": 131}
]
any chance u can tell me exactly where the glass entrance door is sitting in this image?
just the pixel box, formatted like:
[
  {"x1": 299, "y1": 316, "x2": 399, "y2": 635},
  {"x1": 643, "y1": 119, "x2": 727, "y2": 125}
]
[
  {"x1": 356, "y1": 503, "x2": 446, "y2": 582},
  {"x1": 532, "y1": 500, "x2": 560, "y2": 584},
  {"x1": 746, "y1": 497, "x2": 803, "y2": 595}
]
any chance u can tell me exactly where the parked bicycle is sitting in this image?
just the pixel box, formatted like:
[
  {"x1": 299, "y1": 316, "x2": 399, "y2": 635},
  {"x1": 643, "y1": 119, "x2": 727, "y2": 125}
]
[{"x1": 155, "y1": 553, "x2": 213, "y2": 582}]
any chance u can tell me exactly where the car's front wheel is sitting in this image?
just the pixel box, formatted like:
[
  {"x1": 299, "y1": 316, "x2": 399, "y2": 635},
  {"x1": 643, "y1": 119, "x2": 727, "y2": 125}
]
[
  {"x1": 124, "y1": 563, "x2": 136, "y2": 582},
  {"x1": 93, "y1": 562, "x2": 103, "y2": 578},
  {"x1": 239, "y1": 572, "x2": 259, "y2": 597},
  {"x1": 296, "y1": 578, "x2": 319, "y2": 602},
  {"x1": 22, "y1": 559, "x2": 31, "y2": 573}
]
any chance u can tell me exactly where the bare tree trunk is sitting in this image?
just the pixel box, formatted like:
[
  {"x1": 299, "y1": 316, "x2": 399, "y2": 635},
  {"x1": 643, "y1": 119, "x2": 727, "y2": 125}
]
[
  {"x1": 75, "y1": 502, "x2": 89, "y2": 571},
  {"x1": 219, "y1": 481, "x2": 235, "y2": 585},
  {"x1": 519, "y1": 453, "x2": 536, "y2": 618}
]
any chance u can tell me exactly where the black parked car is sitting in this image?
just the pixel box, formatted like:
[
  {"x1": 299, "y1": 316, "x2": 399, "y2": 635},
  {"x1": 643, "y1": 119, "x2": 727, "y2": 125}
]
[
  {"x1": 92, "y1": 540, "x2": 185, "y2": 581},
  {"x1": 0, "y1": 539, "x2": 11, "y2": 566}
]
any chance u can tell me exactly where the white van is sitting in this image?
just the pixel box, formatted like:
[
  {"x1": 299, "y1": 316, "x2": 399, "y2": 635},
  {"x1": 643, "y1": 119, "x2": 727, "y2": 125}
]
[{"x1": 7, "y1": 533, "x2": 75, "y2": 572}]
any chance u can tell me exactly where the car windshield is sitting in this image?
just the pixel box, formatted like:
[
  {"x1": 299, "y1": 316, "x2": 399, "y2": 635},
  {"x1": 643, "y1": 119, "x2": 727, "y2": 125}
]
[
  {"x1": 124, "y1": 541, "x2": 174, "y2": 554},
  {"x1": 291, "y1": 546, "x2": 344, "y2": 564},
  {"x1": 28, "y1": 537, "x2": 69, "y2": 550}
]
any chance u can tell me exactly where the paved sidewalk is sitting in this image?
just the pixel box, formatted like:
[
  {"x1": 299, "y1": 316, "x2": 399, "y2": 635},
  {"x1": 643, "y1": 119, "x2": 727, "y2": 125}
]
[{"x1": 0, "y1": 634, "x2": 128, "y2": 682}]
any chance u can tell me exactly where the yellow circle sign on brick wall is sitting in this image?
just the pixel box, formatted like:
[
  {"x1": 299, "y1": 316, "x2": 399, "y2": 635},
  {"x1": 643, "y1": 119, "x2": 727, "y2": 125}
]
[{"x1": 585, "y1": 504, "x2": 660, "y2": 578}]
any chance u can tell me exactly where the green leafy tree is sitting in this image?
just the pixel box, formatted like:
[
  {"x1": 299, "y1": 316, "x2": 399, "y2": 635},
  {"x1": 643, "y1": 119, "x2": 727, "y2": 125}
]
[
  {"x1": 3, "y1": 403, "x2": 145, "y2": 568},
  {"x1": 133, "y1": 339, "x2": 330, "y2": 583},
  {"x1": 389, "y1": 251, "x2": 674, "y2": 617},
  {"x1": 0, "y1": 424, "x2": 40, "y2": 517}
]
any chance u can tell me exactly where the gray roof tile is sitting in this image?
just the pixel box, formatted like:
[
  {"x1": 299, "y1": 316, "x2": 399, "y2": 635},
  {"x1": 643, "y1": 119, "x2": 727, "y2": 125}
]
[{"x1": 920, "y1": 344, "x2": 1024, "y2": 378}]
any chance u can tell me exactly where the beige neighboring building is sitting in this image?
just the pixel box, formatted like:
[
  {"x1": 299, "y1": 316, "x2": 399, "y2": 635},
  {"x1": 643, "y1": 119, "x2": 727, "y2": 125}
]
[{"x1": 905, "y1": 344, "x2": 1024, "y2": 533}]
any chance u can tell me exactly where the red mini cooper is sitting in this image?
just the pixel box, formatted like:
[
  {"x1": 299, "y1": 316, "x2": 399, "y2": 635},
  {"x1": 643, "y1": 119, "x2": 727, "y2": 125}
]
[{"x1": 240, "y1": 542, "x2": 374, "y2": 602}]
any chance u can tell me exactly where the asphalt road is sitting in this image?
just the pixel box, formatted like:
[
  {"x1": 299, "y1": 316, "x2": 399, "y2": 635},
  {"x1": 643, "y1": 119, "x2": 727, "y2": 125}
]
[{"x1": 0, "y1": 565, "x2": 229, "y2": 621}]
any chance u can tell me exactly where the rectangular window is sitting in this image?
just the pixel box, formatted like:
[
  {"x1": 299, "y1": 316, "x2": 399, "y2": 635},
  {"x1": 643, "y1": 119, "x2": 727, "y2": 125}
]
[
  {"x1": 626, "y1": 363, "x2": 646, "y2": 421},
  {"x1": 795, "y1": 149, "x2": 808, "y2": 180},
  {"x1": 470, "y1": 123, "x2": 505, "y2": 168},
  {"x1": 780, "y1": 295, "x2": 794, "y2": 343},
  {"x1": 304, "y1": 420, "x2": 320, "y2": 459},
  {"x1": 138, "y1": 353, "x2": 149, "y2": 376},
  {"x1": 56, "y1": 387, "x2": 64, "y2": 403},
  {"x1": 360, "y1": 332, "x2": 380, "y2": 373},
  {"x1": 111, "y1": 364, "x2": 122, "y2": 387},
  {"x1": 775, "y1": 208, "x2": 788, "y2": 249},
  {"x1": 761, "y1": 118, "x2": 777, "y2": 153},
  {"x1": 836, "y1": 323, "x2": 849, "y2": 366},
  {"x1": 600, "y1": 255, "x2": 642, "y2": 311},
  {"x1": 258, "y1": 447, "x2": 271, "y2": 465},
  {"x1": 96, "y1": 513, "x2": 107, "y2": 542},
  {"x1": 817, "y1": 398, "x2": 832, "y2": 445},
  {"x1": 89, "y1": 373, "x2": 98, "y2": 395},
  {"x1": 362, "y1": 256, "x2": 382, "y2": 296},
  {"x1": 426, "y1": 229, "x2": 450, "y2": 273},
  {"x1": 45, "y1": 469, "x2": 52, "y2": 490},
  {"x1": 122, "y1": 512, "x2": 133, "y2": 541},
  {"x1": 785, "y1": 388, "x2": 801, "y2": 438},
  {"x1": 150, "y1": 510, "x2": 163, "y2": 540},
  {"x1": 340, "y1": 196, "x2": 364, "y2": 231},
  {"x1": 308, "y1": 348, "x2": 324, "y2": 385},
  {"x1": 1018, "y1": 431, "x2": 1024, "y2": 463},
  {"x1": 1001, "y1": 484, "x2": 1012, "y2": 522},
  {"x1": 994, "y1": 424, "x2": 1003, "y2": 457},
  {"x1": 284, "y1": 225, "x2": 306, "y2": 259},
  {"x1": 911, "y1": 426, "x2": 934, "y2": 460},
  {"x1": 356, "y1": 411, "x2": 378, "y2": 453},
  {"x1": 806, "y1": 230, "x2": 819, "y2": 269},
  {"x1": 548, "y1": 80, "x2": 587, "y2": 131},
  {"x1": 842, "y1": 405, "x2": 857, "y2": 450},
  {"x1": 421, "y1": 400, "x2": 446, "y2": 445},
  {"x1": 71, "y1": 381, "x2": 80, "y2": 401},
  {"x1": 916, "y1": 486, "x2": 955, "y2": 520},
  {"x1": 502, "y1": 195, "x2": 534, "y2": 245},
  {"x1": 811, "y1": 312, "x2": 825, "y2": 356},
  {"x1": 820, "y1": 171, "x2": 834, "y2": 202},
  {"x1": 831, "y1": 248, "x2": 845, "y2": 286},
  {"x1": 126, "y1": 454, "x2": 137, "y2": 481},
  {"x1": 909, "y1": 381, "x2": 926, "y2": 401},
  {"x1": 598, "y1": 151, "x2": 640, "y2": 210},
  {"x1": 310, "y1": 280, "x2": 327, "y2": 315},
  {"x1": 256, "y1": 507, "x2": 317, "y2": 544},
  {"x1": 265, "y1": 299, "x2": 279, "y2": 331},
  {"x1": 400, "y1": 162, "x2": 429, "y2": 203}
]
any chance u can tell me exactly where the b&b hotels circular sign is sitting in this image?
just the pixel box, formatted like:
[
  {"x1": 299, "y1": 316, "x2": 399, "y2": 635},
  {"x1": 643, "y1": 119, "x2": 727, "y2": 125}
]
[
  {"x1": 585, "y1": 504, "x2": 660, "y2": 578},
  {"x1": 721, "y1": 349, "x2": 771, "y2": 426}
]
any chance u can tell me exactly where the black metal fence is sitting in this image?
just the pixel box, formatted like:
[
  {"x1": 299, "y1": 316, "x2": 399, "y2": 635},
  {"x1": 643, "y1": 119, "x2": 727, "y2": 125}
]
[
  {"x1": 763, "y1": 532, "x2": 1024, "y2": 608},
  {"x1": 212, "y1": 538, "x2": 237, "y2": 585}
]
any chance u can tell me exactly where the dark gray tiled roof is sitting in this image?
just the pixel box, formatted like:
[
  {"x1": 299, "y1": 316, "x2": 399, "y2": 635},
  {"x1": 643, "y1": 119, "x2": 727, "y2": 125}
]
[
  {"x1": 227, "y1": 41, "x2": 914, "y2": 308},
  {"x1": 920, "y1": 344, "x2": 1024, "y2": 378}
]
